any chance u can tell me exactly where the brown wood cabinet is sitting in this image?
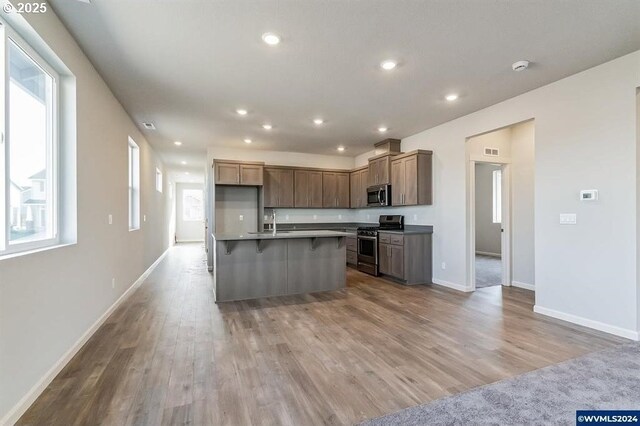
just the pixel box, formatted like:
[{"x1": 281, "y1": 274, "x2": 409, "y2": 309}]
[
  {"x1": 391, "y1": 150, "x2": 433, "y2": 206},
  {"x1": 322, "y1": 172, "x2": 350, "y2": 208},
  {"x1": 350, "y1": 167, "x2": 369, "y2": 208},
  {"x1": 368, "y1": 154, "x2": 392, "y2": 186},
  {"x1": 294, "y1": 170, "x2": 323, "y2": 208},
  {"x1": 378, "y1": 231, "x2": 432, "y2": 285},
  {"x1": 215, "y1": 161, "x2": 264, "y2": 186},
  {"x1": 264, "y1": 167, "x2": 294, "y2": 208}
]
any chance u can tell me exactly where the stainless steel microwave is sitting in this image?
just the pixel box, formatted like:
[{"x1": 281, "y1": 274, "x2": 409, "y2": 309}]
[{"x1": 367, "y1": 184, "x2": 391, "y2": 207}]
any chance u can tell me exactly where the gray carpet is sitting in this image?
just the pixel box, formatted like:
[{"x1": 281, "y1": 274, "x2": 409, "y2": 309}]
[
  {"x1": 361, "y1": 342, "x2": 640, "y2": 425},
  {"x1": 475, "y1": 254, "x2": 502, "y2": 288}
]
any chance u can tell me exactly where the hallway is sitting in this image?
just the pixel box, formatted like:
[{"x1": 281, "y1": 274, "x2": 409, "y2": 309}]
[{"x1": 18, "y1": 244, "x2": 623, "y2": 425}]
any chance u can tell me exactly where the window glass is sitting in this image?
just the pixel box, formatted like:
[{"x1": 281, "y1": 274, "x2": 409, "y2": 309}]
[
  {"x1": 128, "y1": 138, "x2": 140, "y2": 230},
  {"x1": 182, "y1": 189, "x2": 203, "y2": 221},
  {"x1": 8, "y1": 40, "x2": 55, "y2": 245},
  {"x1": 492, "y1": 169, "x2": 502, "y2": 224}
]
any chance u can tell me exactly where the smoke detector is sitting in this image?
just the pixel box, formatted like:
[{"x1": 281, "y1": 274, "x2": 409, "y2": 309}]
[
  {"x1": 512, "y1": 60, "x2": 530, "y2": 72},
  {"x1": 142, "y1": 122, "x2": 156, "y2": 130}
]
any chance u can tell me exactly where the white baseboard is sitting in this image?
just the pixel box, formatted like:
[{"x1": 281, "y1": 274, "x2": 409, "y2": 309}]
[
  {"x1": 533, "y1": 305, "x2": 639, "y2": 341},
  {"x1": 0, "y1": 248, "x2": 169, "y2": 426},
  {"x1": 475, "y1": 251, "x2": 501, "y2": 258},
  {"x1": 432, "y1": 278, "x2": 474, "y2": 292},
  {"x1": 512, "y1": 281, "x2": 535, "y2": 291}
]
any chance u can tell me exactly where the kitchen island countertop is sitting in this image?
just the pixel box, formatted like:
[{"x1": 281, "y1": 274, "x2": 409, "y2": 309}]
[{"x1": 212, "y1": 229, "x2": 354, "y2": 241}]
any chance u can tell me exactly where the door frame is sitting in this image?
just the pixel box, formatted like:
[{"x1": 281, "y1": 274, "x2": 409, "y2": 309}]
[{"x1": 466, "y1": 158, "x2": 512, "y2": 291}]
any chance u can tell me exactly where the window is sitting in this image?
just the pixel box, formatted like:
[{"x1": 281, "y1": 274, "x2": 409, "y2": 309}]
[
  {"x1": 182, "y1": 189, "x2": 203, "y2": 221},
  {"x1": 128, "y1": 137, "x2": 140, "y2": 230},
  {"x1": 492, "y1": 169, "x2": 502, "y2": 224},
  {"x1": 155, "y1": 167, "x2": 163, "y2": 193},
  {"x1": 1, "y1": 26, "x2": 60, "y2": 255}
]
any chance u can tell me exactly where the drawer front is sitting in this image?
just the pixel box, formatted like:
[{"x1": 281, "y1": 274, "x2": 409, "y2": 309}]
[
  {"x1": 378, "y1": 233, "x2": 391, "y2": 244},
  {"x1": 346, "y1": 236, "x2": 357, "y2": 252},
  {"x1": 346, "y1": 250, "x2": 357, "y2": 265},
  {"x1": 390, "y1": 235, "x2": 404, "y2": 246}
]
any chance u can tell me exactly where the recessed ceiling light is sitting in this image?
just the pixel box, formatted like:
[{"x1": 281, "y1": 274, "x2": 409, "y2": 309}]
[
  {"x1": 174, "y1": 141, "x2": 182, "y2": 146},
  {"x1": 380, "y1": 60, "x2": 397, "y2": 71},
  {"x1": 313, "y1": 118, "x2": 324, "y2": 125},
  {"x1": 378, "y1": 127, "x2": 388, "y2": 133},
  {"x1": 185, "y1": 172, "x2": 190, "y2": 175},
  {"x1": 236, "y1": 108, "x2": 248, "y2": 116},
  {"x1": 445, "y1": 94, "x2": 459, "y2": 101},
  {"x1": 262, "y1": 32, "x2": 281, "y2": 46},
  {"x1": 262, "y1": 124, "x2": 273, "y2": 130},
  {"x1": 244, "y1": 138, "x2": 252, "y2": 144},
  {"x1": 181, "y1": 161, "x2": 187, "y2": 165},
  {"x1": 337, "y1": 146, "x2": 345, "y2": 152}
]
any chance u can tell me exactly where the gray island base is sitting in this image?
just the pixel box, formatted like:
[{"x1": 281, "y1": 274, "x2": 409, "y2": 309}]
[{"x1": 213, "y1": 230, "x2": 352, "y2": 302}]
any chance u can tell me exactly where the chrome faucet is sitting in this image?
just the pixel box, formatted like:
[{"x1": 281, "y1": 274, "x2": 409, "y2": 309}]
[{"x1": 271, "y1": 210, "x2": 277, "y2": 234}]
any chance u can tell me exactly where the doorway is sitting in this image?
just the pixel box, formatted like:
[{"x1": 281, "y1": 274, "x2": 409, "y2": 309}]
[
  {"x1": 466, "y1": 119, "x2": 535, "y2": 291},
  {"x1": 474, "y1": 163, "x2": 504, "y2": 288},
  {"x1": 176, "y1": 183, "x2": 205, "y2": 242}
]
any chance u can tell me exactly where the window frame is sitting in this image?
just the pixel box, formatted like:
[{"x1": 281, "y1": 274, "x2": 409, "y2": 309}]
[
  {"x1": 492, "y1": 169, "x2": 502, "y2": 224},
  {"x1": 1, "y1": 22, "x2": 60, "y2": 256},
  {"x1": 155, "y1": 167, "x2": 162, "y2": 193},
  {"x1": 128, "y1": 137, "x2": 140, "y2": 231},
  {"x1": 181, "y1": 188, "x2": 203, "y2": 222}
]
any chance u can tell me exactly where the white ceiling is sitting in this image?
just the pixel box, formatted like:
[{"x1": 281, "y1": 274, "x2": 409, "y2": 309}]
[{"x1": 49, "y1": 0, "x2": 640, "y2": 172}]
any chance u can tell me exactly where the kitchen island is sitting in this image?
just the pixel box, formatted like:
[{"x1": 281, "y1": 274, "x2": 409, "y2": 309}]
[{"x1": 212, "y1": 230, "x2": 353, "y2": 302}]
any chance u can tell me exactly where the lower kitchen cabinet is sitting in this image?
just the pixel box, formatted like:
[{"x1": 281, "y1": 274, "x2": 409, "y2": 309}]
[
  {"x1": 346, "y1": 235, "x2": 357, "y2": 266},
  {"x1": 378, "y1": 232, "x2": 432, "y2": 284}
]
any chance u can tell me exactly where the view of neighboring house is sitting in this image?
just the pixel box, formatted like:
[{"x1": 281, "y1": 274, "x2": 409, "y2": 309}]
[{"x1": 9, "y1": 169, "x2": 47, "y2": 242}]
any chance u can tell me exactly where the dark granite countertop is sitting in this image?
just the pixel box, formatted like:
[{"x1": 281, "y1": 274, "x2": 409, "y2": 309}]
[{"x1": 267, "y1": 222, "x2": 433, "y2": 234}]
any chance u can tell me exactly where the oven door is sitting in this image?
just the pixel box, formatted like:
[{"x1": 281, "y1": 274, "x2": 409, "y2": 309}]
[{"x1": 357, "y1": 235, "x2": 378, "y2": 265}]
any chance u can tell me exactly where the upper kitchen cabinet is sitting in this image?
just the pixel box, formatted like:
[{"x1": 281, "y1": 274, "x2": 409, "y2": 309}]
[
  {"x1": 368, "y1": 154, "x2": 393, "y2": 186},
  {"x1": 294, "y1": 170, "x2": 323, "y2": 208},
  {"x1": 350, "y1": 166, "x2": 369, "y2": 208},
  {"x1": 391, "y1": 150, "x2": 433, "y2": 206},
  {"x1": 214, "y1": 160, "x2": 264, "y2": 186},
  {"x1": 264, "y1": 167, "x2": 294, "y2": 208},
  {"x1": 323, "y1": 171, "x2": 350, "y2": 208}
]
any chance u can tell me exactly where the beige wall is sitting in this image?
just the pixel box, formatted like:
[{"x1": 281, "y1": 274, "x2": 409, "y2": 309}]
[{"x1": 0, "y1": 10, "x2": 169, "y2": 421}]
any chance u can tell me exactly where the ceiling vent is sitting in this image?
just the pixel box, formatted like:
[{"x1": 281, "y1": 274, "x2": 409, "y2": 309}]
[
  {"x1": 142, "y1": 122, "x2": 156, "y2": 130},
  {"x1": 484, "y1": 147, "x2": 499, "y2": 157}
]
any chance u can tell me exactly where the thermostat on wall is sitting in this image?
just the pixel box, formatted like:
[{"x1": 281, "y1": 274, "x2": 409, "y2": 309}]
[{"x1": 580, "y1": 189, "x2": 598, "y2": 201}]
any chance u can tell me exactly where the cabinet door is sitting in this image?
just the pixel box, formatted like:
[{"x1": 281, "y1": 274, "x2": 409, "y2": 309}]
[
  {"x1": 294, "y1": 170, "x2": 309, "y2": 207},
  {"x1": 336, "y1": 173, "x2": 350, "y2": 208},
  {"x1": 240, "y1": 164, "x2": 263, "y2": 186},
  {"x1": 216, "y1": 163, "x2": 240, "y2": 184},
  {"x1": 322, "y1": 172, "x2": 337, "y2": 208},
  {"x1": 309, "y1": 171, "x2": 323, "y2": 208},
  {"x1": 350, "y1": 170, "x2": 360, "y2": 208},
  {"x1": 390, "y1": 244, "x2": 404, "y2": 279},
  {"x1": 391, "y1": 159, "x2": 404, "y2": 206},
  {"x1": 360, "y1": 169, "x2": 369, "y2": 208},
  {"x1": 378, "y1": 156, "x2": 390, "y2": 184},
  {"x1": 403, "y1": 155, "x2": 418, "y2": 205},
  {"x1": 278, "y1": 169, "x2": 294, "y2": 207},
  {"x1": 263, "y1": 168, "x2": 279, "y2": 207},
  {"x1": 368, "y1": 160, "x2": 378, "y2": 186},
  {"x1": 379, "y1": 243, "x2": 390, "y2": 275}
]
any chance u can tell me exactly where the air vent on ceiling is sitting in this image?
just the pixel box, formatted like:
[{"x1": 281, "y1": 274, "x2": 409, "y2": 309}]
[
  {"x1": 142, "y1": 122, "x2": 156, "y2": 130},
  {"x1": 484, "y1": 147, "x2": 499, "y2": 157}
]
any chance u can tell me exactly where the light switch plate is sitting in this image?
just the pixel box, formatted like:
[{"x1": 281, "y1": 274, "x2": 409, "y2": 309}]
[
  {"x1": 560, "y1": 213, "x2": 577, "y2": 225},
  {"x1": 580, "y1": 189, "x2": 598, "y2": 201},
  {"x1": 239, "y1": 215, "x2": 244, "y2": 221},
  {"x1": 108, "y1": 214, "x2": 113, "y2": 225}
]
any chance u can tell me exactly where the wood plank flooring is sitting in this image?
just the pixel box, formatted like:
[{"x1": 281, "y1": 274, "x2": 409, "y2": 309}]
[{"x1": 18, "y1": 243, "x2": 624, "y2": 425}]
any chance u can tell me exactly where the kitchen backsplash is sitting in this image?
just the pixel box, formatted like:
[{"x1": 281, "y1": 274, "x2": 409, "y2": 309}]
[{"x1": 264, "y1": 206, "x2": 434, "y2": 225}]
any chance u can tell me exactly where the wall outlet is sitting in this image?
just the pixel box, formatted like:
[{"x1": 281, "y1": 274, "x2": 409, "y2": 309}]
[
  {"x1": 108, "y1": 214, "x2": 113, "y2": 225},
  {"x1": 143, "y1": 214, "x2": 147, "y2": 222},
  {"x1": 239, "y1": 215, "x2": 244, "y2": 221},
  {"x1": 413, "y1": 214, "x2": 418, "y2": 221},
  {"x1": 338, "y1": 214, "x2": 342, "y2": 220},
  {"x1": 366, "y1": 214, "x2": 371, "y2": 220},
  {"x1": 560, "y1": 213, "x2": 577, "y2": 225},
  {"x1": 313, "y1": 214, "x2": 318, "y2": 220},
  {"x1": 441, "y1": 262, "x2": 446, "y2": 270},
  {"x1": 111, "y1": 278, "x2": 115, "y2": 289},
  {"x1": 285, "y1": 214, "x2": 289, "y2": 220}
]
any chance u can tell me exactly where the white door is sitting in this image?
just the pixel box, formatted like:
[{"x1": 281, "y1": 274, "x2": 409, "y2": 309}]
[{"x1": 176, "y1": 183, "x2": 205, "y2": 242}]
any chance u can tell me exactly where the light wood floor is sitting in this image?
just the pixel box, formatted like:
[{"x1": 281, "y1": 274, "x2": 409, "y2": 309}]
[{"x1": 18, "y1": 243, "x2": 624, "y2": 425}]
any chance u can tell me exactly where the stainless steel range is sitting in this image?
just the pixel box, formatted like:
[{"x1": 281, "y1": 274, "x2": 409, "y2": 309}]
[{"x1": 357, "y1": 215, "x2": 404, "y2": 276}]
